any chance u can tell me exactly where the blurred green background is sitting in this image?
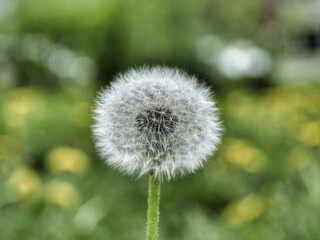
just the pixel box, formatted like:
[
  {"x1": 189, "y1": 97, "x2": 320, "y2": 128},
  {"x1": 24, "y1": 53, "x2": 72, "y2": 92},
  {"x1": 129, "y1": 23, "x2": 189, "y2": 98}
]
[{"x1": 1, "y1": 0, "x2": 320, "y2": 239}]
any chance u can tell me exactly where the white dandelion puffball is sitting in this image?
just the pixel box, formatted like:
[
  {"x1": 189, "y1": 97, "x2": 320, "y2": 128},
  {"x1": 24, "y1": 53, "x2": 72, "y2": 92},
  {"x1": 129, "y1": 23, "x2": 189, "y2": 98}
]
[{"x1": 92, "y1": 66, "x2": 222, "y2": 181}]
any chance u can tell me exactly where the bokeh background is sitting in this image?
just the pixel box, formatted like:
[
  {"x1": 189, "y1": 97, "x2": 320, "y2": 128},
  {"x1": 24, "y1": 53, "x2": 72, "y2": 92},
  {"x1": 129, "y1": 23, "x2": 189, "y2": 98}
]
[{"x1": 1, "y1": 0, "x2": 320, "y2": 239}]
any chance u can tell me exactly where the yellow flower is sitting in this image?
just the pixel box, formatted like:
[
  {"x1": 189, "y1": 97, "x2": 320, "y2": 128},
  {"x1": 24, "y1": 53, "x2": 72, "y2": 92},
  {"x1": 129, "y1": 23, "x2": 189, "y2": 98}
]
[
  {"x1": 223, "y1": 194, "x2": 265, "y2": 227},
  {"x1": 224, "y1": 139, "x2": 267, "y2": 173},
  {"x1": 9, "y1": 167, "x2": 41, "y2": 200},
  {"x1": 3, "y1": 88, "x2": 43, "y2": 128},
  {"x1": 299, "y1": 122, "x2": 320, "y2": 147},
  {"x1": 45, "y1": 180, "x2": 80, "y2": 208},
  {"x1": 46, "y1": 147, "x2": 90, "y2": 174}
]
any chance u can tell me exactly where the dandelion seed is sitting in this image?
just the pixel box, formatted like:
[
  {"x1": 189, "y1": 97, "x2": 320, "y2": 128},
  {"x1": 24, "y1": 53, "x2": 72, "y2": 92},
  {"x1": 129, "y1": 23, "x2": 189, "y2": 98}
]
[{"x1": 92, "y1": 66, "x2": 222, "y2": 181}]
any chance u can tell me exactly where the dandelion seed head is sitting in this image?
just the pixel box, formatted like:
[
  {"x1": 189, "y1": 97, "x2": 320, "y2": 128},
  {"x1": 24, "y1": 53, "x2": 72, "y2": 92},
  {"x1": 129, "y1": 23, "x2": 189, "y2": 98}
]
[{"x1": 92, "y1": 66, "x2": 222, "y2": 181}]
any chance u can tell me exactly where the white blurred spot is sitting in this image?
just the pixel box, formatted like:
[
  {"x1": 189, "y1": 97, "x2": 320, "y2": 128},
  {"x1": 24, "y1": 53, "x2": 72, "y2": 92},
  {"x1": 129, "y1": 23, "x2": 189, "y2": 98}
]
[
  {"x1": 246, "y1": 48, "x2": 272, "y2": 77},
  {"x1": 46, "y1": 45, "x2": 96, "y2": 86},
  {"x1": 69, "y1": 56, "x2": 97, "y2": 86},
  {"x1": 216, "y1": 40, "x2": 271, "y2": 79},
  {"x1": 73, "y1": 196, "x2": 107, "y2": 234},
  {"x1": 196, "y1": 37, "x2": 272, "y2": 79},
  {"x1": 48, "y1": 46, "x2": 75, "y2": 78},
  {"x1": 217, "y1": 47, "x2": 252, "y2": 78},
  {"x1": 19, "y1": 33, "x2": 97, "y2": 86},
  {"x1": 274, "y1": 54, "x2": 320, "y2": 83},
  {"x1": 0, "y1": 0, "x2": 17, "y2": 21},
  {"x1": 196, "y1": 35, "x2": 224, "y2": 64},
  {"x1": 20, "y1": 34, "x2": 51, "y2": 62}
]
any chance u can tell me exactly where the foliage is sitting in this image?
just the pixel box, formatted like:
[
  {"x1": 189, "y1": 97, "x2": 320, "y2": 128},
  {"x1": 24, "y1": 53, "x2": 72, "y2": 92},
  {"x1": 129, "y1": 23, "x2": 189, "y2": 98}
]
[
  {"x1": 1, "y1": 0, "x2": 319, "y2": 239},
  {"x1": 1, "y1": 85, "x2": 319, "y2": 240}
]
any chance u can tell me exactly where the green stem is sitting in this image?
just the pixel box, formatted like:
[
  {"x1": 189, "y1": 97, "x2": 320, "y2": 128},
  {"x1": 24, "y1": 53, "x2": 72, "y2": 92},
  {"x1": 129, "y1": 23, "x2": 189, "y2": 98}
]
[{"x1": 146, "y1": 174, "x2": 161, "y2": 240}]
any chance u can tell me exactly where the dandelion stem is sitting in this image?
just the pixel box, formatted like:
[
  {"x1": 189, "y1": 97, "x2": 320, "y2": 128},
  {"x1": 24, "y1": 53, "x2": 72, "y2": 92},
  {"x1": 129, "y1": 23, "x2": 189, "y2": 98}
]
[{"x1": 146, "y1": 174, "x2": 161, "y2": 240}]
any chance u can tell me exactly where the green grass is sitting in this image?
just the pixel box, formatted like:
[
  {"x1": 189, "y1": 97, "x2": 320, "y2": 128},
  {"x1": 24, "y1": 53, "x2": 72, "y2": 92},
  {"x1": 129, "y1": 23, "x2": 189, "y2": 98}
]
[{"x1": 0, "y1": 85, "x2": 319, "y2": 239}]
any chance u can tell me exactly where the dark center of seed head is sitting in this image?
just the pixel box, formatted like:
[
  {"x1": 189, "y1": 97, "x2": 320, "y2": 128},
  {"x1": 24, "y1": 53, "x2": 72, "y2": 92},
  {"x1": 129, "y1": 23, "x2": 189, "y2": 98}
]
[{"x1": 136, "y1": 108, "x2": 178, "y2": 135}]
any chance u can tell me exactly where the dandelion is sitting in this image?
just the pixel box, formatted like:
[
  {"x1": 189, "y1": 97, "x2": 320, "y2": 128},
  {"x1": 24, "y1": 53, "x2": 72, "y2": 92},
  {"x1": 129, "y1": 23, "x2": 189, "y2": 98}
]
[
  {"x1": 93, "y1": 66, "x2": 221, "y2": 180},
  {"x1": 92, "y1": 66, "x2": 222, "y2": 240}
]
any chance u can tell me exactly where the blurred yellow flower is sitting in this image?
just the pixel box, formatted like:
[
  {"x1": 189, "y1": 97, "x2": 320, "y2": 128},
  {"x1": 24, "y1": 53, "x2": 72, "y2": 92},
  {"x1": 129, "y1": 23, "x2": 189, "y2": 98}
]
[
  {"x1": 3, "y1": 87, "x2": 43, "y2": 128},
  {"x1": 224, "y1": 139, "x2": 267, "y2": 173},
  {"x1": 298, "y1": 122, "x2": 320, "y2": 147},
  {"x1": 46, "y1": 147, "x2": 90, "y2": 174},
  {"x1": 45, "y1": 180, "x2": 80, "y2": 208},
  {"x1": 9, "y1": 167, "x2": 41, "y2": 200},
  {"x1": 223, "y1": 194, "x2": 265, "y2": 227}
]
